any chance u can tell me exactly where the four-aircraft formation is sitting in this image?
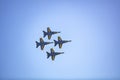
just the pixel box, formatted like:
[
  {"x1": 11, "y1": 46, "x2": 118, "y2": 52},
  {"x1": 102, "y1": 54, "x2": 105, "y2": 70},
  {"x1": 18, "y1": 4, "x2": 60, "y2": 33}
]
[{"x1": 35, "y1": 27, "x2": 71, "y2": 61}]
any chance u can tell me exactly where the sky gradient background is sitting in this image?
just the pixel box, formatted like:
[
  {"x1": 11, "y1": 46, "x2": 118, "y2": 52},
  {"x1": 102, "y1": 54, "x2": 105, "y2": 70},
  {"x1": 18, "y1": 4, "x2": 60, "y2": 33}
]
[{"x1": 0, "y1": 0, "x2": 120, "y2": 79}]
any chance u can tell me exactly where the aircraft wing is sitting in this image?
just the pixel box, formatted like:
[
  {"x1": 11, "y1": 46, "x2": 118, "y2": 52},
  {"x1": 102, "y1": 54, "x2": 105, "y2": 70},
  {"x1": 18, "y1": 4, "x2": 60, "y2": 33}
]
[
  {"x1": 41, "y1": 45, "x2": 44, "y2": 50},
  {"x1": 47, "y1": 27, "x2": 51, "y2": 32},
  {"x1": 58, "y1": 36, "x2": 62, "y2": 41},
  {"x1": 51, "y1": 48, "x2": 55, "y2": 53},
  {"x1": 48, "y1": 35, "x2": 51, "y2": 40},
  {"x1": 52, "y1": 56, "x2": 55, "y2": 61},
  {"x1": 59, "y1": 43, "x2": 62, "y2": 48},
  {"x1": 40, "y1": 38, "x2": 44, "y2": 42}
]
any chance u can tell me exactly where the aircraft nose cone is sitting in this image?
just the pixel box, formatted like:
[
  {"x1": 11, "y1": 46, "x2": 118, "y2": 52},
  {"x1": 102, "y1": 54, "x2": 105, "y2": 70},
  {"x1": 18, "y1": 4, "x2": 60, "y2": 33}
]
[
  {"x1": 49, "y1": 42, "x2": 53, "y2": 44},
  {"x1": 68, "y1": 40, "x2": 71, "y2": 42},
  {"x1": 57, "y1": 32, "x2": 60, "y2": 33}
]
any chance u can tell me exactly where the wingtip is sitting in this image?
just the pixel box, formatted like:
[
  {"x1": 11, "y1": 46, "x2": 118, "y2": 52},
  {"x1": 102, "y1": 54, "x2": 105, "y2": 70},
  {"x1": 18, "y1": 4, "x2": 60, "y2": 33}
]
[
  {"x1": 59, "y1": 46, "x2": 62, "y2": 49},
  {"x1": 47, "y1": 27, "x2": 49, "y2": 28},
  {"x1": 41, "y1": 47, "x2": 44, "y2": 50},
  {"x1": 51, "y1": 48, "x2": 54, "y2": 50}
]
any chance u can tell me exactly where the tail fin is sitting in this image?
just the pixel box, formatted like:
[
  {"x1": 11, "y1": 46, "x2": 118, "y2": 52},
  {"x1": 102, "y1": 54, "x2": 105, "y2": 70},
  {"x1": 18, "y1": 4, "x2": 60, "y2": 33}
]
[
  {"x1": 35, "y1": 41, "x2": 39, "y2": 48},
  {"x1": 54, "y1": 40, "x2": 57, "y2": 46},
  {"x1": 43, "y1": 31, "x2": 47, "y2": 37},
  {"x1": 46, "y1": 52, "x2": 50, "y2": 59}
]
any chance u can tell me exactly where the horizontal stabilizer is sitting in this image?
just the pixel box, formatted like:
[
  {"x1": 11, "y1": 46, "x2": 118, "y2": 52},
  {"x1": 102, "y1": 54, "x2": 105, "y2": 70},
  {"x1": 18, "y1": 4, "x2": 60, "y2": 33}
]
[
  {"x1": 54, "y1": 40, "x2": 57, "y2": 46},
  {"x1": 35, "y1": 41, "x2": 39, "y2": 48},
  {"x1": 43, "y1": 31, "x2": 47, "y2": 37},
  {"x1": 46, "y1": 52, "x2": 51, "y2": 59}
]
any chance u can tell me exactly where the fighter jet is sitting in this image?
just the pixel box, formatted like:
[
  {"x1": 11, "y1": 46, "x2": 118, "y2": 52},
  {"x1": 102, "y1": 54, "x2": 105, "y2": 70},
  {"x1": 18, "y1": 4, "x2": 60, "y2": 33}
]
[
  {"x1": 54, "y1": 36, "x2": 71, "y2": 48},
  {"x1": 46, "y1": 48, "x2": 64, "y2": 61},
  {"x1": 43, "y1": 27, "x2": 60, "y2": 40},
  {"x1": 35, "y1": 38, "x2": 53, "y2": 50}
]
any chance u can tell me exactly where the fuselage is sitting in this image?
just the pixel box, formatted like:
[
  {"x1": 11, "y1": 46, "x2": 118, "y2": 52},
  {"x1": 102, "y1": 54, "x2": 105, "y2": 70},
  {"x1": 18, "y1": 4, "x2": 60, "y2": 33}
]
[
  {"x1": 46, "y1": 31, "x2": 60, "y2": 36},
  {"x1": 38, "y1": 42, "x2": 52, "y2": 46},
  {"x1": 57, "y1": 40, "x2": 71, "y2": 44}
]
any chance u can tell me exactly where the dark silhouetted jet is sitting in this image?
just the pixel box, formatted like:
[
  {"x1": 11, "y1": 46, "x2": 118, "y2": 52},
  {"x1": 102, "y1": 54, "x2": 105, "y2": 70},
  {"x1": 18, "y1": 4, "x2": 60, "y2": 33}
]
[
  {"x1": 54, "y1": 36, "x2": 71, "y2": 48},
  {"x1": 43, "y1": 27, "x2": 60, "y2": 40},
  {"x1": 46, "y1": 48, "x2": 64, "y2": 61},
  {"x1": 36, "y1": 38, "x2": 53, "y2": 50}
]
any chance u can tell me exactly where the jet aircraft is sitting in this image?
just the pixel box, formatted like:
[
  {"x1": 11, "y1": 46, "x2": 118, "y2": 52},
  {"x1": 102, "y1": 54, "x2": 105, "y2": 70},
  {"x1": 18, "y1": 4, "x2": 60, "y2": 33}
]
[
  {"x1": 43, "y1": 27, "x2": 60, "y2": 40},
  {"x1": 54, "y1": 36, "x2": 71, "y2": 48},
  {"x1": 46, "y1": 48, "x2": 64, "y2": 61},
  {"x1": 36, "y1": 38, "x2": 53, "y2": 50}
]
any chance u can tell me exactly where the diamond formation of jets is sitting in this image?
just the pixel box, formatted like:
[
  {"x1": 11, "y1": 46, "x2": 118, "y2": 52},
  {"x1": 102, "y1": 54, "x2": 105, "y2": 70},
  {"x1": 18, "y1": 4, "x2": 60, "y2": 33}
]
[{"x1": 36, "y1": 27, "x2": 71, "y2": 61}]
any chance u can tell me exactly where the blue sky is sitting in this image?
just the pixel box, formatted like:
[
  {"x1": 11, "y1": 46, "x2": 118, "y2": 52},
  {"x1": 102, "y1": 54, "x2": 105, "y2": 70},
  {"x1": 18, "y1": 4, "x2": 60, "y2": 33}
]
[{"x1": 0, "y1": 0, "x2": 120, "y2": 79}]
